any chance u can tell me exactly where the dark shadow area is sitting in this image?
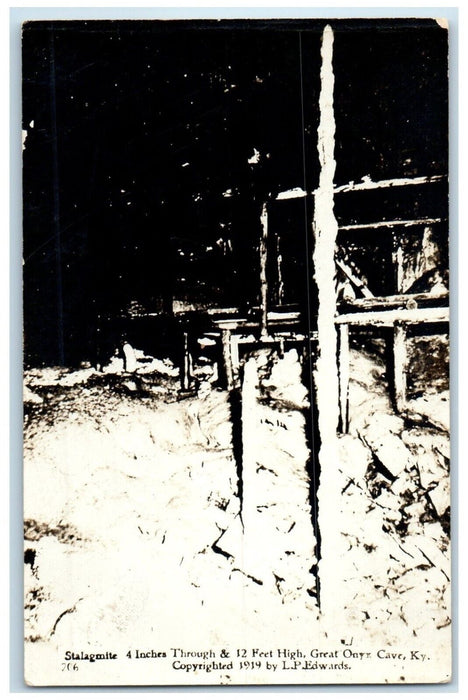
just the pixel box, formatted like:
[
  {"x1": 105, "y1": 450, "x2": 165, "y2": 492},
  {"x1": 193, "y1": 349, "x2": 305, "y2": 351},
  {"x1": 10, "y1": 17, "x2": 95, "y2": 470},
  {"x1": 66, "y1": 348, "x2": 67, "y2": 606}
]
[{"x1": 300, "y1": 344, "x2": 322, "y2": 605}]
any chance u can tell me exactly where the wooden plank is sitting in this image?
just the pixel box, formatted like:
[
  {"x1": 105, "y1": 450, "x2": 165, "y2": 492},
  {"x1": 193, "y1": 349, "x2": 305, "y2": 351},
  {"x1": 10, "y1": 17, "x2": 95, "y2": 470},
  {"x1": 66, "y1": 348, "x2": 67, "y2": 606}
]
[
  {"x1": 336, "y1": 257, "x2": 374, "y2": 298},
  {"x1": 276, "y1": 187, "x2": 307, "y2": 200},
  {"x1": 211, "y1": 310, "x2": 301, "y2": 332},
  {"x1": 335, "y1": 306, "x2": 449, "y2": 326},
  {"x1": 339, "y1": 217, "x2": 444, "y2": 231},
  {"x1": 333, "y1": 173, "x2": 445, "y2": 194},
  {"x1": 213, "y1": 319, "x2": 248, "y2": 331},
  {"x1": 340, "y1": 292, "x2": 449, "y2": 310},
  {"x1": 206, "y1": 307, "x2": 240, "y2": 316},
  {"x1": 279, "y1": 175, "x2": 446, "y2": 201}
]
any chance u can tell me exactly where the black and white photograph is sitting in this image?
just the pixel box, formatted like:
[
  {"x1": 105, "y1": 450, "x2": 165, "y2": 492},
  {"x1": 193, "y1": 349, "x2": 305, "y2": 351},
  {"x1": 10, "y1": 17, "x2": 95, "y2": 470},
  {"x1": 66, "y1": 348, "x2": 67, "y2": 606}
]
[{"x1": 22, "y1": 17, "x2": 450, "y2": 685}]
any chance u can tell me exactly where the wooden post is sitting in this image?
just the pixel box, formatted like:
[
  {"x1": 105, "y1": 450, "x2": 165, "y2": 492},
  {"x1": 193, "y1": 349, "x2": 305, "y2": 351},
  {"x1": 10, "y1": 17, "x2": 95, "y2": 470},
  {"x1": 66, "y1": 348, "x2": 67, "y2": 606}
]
[
  {"x1": 259, "y1": 202, "x2": 269, "y2": 338},
  {"x1": 391, "y1": 229, "x2": 407, "y2": 412},
  {"x1": 231, "y1": 335, "x2": 240, "y2": 385},
  {"x1": 393, "y1": 322, "x2": 407, "y2": 413},
  {"x1": 276, "y1": 233, "x2": 284, "y2": 305},
  {"x1": 396, "y1": 244, "x2": 404, "y2": 293},
  {"x1": 278, "y1": 337, "x2": 285, "y2": 358},
  {"x1": 181, "y1": 331, "x2": 191, "y2": 391},
  {"x1": 221, "y1": 329, "x2": 234, "y2": 391},
  {"x1": 392, "y1": 229, "x2": 405, "y2": 293},
  {"x1": 338, "y1": 323, "x2": 350, "y2": 433}
]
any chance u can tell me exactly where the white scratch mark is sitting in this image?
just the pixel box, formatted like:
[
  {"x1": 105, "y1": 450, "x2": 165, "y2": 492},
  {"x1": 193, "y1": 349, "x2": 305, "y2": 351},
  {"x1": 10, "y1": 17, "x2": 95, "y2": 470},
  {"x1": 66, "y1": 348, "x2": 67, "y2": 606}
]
[{"x1": 259, "y1": 202, "x2": 269, "y2": 338}]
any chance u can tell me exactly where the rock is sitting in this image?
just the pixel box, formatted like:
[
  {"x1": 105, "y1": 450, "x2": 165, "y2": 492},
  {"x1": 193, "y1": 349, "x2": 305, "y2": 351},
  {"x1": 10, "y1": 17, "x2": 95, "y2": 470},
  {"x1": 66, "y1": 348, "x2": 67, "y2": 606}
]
[
  {"x1": 348, "y1": 381, "x2": 385, "y2": 415},
  {"x1": 401, "y1": 429, "x2": 448, "y2": 455},
  {"x1": 122, "y1": 380, "x2": 138, "y2": 393},
  {"x1": 102, "y1": 356, "x2": 124, "y2": 373},
  {"x1": 401, "y1": 500, "x2": 427, "y2": 526},
  {"x1": 24, "y1": 367, "x2": 63, "y2": 386},
  {"x1": 403, "y1": 534, "x2": 450, "y2": 582},
  {"x1": 338, "y1": 434, "x2": 372, "y2": 481},
  {"x1": 406, "y1": 394, "x2": 450, "y2": 433},
  {"x1": 415, "y1": 453, "x2": 448, "y2": 491},
  {"x1": 364, "y1": 413, "x2": 405, "y2": 436},
  {"x1": 24, "y1": 385, "x2": 43, "y2": 404},
  {"x1": 357, "y1": 415, "x2": 412, "y2": 478},
  {"x1": 197, "y1": 381, "x2": 212, "y2": 399},
  {"x1": 390, "y1": 471, "x2": 419, "y2": 496},
  {"x1": 137, "y1": 356, "x2": 179, "y2": 377},
  {"x1": 401, "y1": 429, "x2": 450, "y2": 488},
  {"x1": 56, "y1": 367, "x2": 95, "y2": 387},
  {"x1": 422, "y1": 520, "x2": 449, "y2": 548},
  {"x1": 261, "y1": 349, "x2": 309, "y2": 409},
  {"x1": 428, "y1": 478, "x2": 450, "y2": 517},
  {"x1": 434, "y1": 438, "x2": 450, "y2": 463},
  {"x1": 214, "y1": 514, "x2": 243, "y2": 561},
  {"x1": 370, "y1": 435, "x2": 413, "y2": 478},
  {"x1": 374, "y1": 488, "x2": 402, "y2": 513}
]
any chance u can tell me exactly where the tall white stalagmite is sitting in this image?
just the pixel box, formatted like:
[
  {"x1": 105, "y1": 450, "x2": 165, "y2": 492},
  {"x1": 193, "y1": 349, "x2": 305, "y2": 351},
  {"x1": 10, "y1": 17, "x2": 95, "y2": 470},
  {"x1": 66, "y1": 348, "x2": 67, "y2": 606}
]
[{"x1": 312, "y1": 25, "x2": 341, "y2": 618}]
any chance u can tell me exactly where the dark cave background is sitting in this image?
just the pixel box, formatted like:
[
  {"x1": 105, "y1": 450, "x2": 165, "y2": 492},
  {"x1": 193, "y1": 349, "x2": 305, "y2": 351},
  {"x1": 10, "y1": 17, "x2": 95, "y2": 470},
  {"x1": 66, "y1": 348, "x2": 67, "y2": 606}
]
[{"x1": 22, "y1": 18, "x2": 448, "y2": 366}]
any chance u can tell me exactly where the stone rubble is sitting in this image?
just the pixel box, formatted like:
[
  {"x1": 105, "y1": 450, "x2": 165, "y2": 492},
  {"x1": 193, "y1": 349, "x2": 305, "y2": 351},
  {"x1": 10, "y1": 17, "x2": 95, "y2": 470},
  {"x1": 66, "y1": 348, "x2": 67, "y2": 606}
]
[{"x1": 23, "y1": 339, "x2": 450, "y2": 654}]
